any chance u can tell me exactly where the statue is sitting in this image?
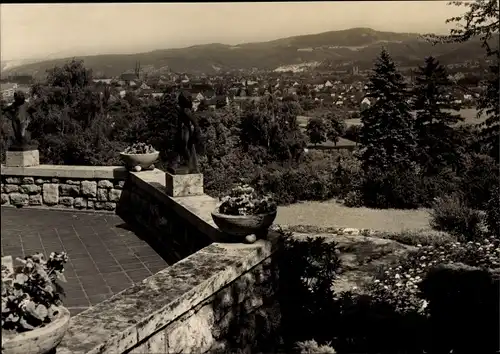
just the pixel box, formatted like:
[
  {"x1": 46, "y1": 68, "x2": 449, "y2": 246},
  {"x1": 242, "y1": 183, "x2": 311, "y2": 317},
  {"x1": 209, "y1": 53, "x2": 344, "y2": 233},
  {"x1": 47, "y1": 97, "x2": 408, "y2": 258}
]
[
  {"x1": 2, "y1": 91, "x2": 36, "y2": 150},
  {"x1": 168, "y1": 91, "x2": 201, "y2": 174}
]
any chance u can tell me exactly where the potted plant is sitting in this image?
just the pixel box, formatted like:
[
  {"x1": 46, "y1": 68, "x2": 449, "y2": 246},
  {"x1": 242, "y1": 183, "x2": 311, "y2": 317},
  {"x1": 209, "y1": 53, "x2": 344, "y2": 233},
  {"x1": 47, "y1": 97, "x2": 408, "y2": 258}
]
[
  {"x1": 211, "y1": 184, "x2": 278, "y2": 243},
  {"x1": 120, "y1": 143, "x2": 159, "y2": 172},
  {"x1": 2, "y1": 252, "x2": 70, "y2": 354}
]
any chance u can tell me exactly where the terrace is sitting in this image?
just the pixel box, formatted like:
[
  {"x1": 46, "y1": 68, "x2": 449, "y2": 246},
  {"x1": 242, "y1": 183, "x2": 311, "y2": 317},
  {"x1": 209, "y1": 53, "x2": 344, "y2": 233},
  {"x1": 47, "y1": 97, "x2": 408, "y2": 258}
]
[{"x1": 1, "y1": 161, "x2": 279, "y2": 353}]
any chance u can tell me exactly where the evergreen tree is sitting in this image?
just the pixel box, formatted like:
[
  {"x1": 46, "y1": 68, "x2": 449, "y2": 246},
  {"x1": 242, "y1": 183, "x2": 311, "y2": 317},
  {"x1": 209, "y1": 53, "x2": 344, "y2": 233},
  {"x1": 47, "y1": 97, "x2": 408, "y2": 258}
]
[
  {"x1": 359, "y1": 49, "x2": 416, "y2": 172},
  {"x1": 411, "y1": 56, "x2": 463, "y2": 174},
  {"x1": 427, "y1": 0, "x2": 499, "y2": 162}
]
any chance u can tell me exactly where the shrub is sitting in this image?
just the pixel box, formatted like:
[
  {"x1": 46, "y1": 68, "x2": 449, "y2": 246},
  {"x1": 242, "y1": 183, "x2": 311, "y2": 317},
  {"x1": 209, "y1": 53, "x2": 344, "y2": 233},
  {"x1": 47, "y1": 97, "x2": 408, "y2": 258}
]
[
  {"x1": 2, "y1": 252, "x2": 68, "y2": 333},
  {"x1": 361, "y1": 166, "x2": 423, "y2": 209},
  {"x1": 430, "y1": 194, "x2": 485, "y2": 241},
  {"x1": 420, "y1": 263, "x2": 500, "y2": 353},
  {"x1": 485, "y1": 184, "x2": 500, "y2": 238},
  {"x1": 295, "y1": 340, "x2": 336, "y2": 353},
  {"x1": 277, "y1": 231, "x2": 341, "y2": 349}
]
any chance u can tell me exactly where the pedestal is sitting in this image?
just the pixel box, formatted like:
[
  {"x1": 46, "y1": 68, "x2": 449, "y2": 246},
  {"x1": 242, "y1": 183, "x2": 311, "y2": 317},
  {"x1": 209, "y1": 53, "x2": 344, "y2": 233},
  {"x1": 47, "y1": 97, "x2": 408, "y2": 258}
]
[
  {"x1": 165, "y1": 171, "x2": 204, "y2": 197},
  {"x1": 6, "y1": 149, "x2": 40, "y2": 167}
]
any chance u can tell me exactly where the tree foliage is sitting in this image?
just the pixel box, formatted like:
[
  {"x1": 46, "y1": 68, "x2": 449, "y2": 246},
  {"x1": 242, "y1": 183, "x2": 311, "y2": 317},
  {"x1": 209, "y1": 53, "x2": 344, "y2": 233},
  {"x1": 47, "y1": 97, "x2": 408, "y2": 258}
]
[
  {"x1": 411, "y1": 56, "x2": 463, "y2": 173},
  {"x1": 306, "y1": 117, "x2": 327, "y2": 146},
  {"x1": 428, "y1": 0, "x2": 499, "y2": 162},
  {"x1": 359, "y1": 49, "x2": 417, "y2": 172}
]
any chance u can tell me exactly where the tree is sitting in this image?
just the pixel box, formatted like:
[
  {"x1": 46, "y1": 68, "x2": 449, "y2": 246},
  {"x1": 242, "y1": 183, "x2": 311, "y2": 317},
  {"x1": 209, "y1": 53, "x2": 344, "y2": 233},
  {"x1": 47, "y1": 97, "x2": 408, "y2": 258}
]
[
  {"x1": 359, "y1": 49, "x2": 417, "y2": 172},
  {"x1": 428, "y1": 0, "x2": 499, "y2": 162},
  {"x1": 411, "y1": 56, "x2": 463, "y2": 174},
  {"x1": 306, "y1": 117, "x2": 327, "y2": 146},
  {"x1": 325, "y1": 114, "x2": 347, "y2": 146},
  {"x1": 239, "y1": 95, "x2": 306, "y2": 163}
]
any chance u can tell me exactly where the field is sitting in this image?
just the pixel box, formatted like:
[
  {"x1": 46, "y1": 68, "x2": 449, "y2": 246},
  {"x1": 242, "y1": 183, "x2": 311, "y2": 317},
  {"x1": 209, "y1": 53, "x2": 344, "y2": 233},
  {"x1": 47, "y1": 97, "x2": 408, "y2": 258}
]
[
  {"x1": 302, "y1": 109, "x2": 487, "y2": 128},
  {"x1": 276, "y1": 199, "x2": 432, "y2": 232}
]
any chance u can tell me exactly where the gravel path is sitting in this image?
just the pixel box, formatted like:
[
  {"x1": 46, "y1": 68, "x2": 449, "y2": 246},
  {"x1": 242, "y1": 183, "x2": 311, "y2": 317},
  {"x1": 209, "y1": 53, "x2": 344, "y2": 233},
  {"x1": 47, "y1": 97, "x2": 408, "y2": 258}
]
[{"x1": 276, "y1": 200, "x2": 432, "y2": 233}]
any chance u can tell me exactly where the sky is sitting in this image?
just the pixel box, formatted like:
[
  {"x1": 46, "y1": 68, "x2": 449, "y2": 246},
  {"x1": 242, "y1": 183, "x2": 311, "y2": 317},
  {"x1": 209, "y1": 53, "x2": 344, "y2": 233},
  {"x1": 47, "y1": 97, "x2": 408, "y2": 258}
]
[{"x1": 1, "y1": 2, "x2": 466, "y2": 61}]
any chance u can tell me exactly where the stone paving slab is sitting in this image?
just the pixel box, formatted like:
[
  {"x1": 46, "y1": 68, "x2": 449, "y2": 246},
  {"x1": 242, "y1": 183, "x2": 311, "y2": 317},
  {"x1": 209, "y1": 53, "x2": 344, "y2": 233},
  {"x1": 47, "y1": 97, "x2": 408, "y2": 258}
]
[{"x1": 0, "y1": 207, "x2": 169, "y2": 316}]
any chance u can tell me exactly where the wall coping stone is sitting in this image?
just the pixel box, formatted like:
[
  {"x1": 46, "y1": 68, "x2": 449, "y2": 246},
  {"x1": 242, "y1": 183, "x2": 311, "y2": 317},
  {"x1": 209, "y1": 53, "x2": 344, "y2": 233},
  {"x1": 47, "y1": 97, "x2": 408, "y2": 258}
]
[{"x1": 1, "y1": 164, "x2": 127, "y2": 179}]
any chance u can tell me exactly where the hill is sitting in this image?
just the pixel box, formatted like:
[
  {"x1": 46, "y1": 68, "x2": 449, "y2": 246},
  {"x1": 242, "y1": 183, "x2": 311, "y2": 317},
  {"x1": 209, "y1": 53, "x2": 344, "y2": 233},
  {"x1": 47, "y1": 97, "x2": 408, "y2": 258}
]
[{"x1": 1, "y1": 27, "x2": 487, "y2": 78}]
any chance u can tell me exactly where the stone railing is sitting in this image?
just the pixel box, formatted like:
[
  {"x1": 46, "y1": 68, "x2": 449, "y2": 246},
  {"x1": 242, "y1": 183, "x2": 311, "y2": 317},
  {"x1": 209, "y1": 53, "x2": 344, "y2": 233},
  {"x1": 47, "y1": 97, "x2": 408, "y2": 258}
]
[{"x1": 1, "y1": 165, "x2": 127, "y2": 211}]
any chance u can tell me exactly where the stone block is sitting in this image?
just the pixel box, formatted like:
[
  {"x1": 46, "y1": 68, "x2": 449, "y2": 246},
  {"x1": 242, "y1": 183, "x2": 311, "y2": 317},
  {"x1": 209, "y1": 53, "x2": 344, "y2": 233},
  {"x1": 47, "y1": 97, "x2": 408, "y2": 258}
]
[
  {"x1": 165, "y1": 172, "x2": 204, "y2": 197},
  {"x1": 19, "y1": 184, "x2": 41, "y2": 195},
  {"x1": 29, "y1": 195, "x2": 42, "y2": 206},
  {"x1": 87, "y1": 200, "x2": 95, "y2": 209},
  {"x1": 59, "y1": 184, "x2": 80, "y2": 197},
  {"x1": 115, "y1": 180, "x2": 125, "y2": 189},
  {"x1": 5, "y1": 150, "x2": 39, "y2": 167},
  {"x1": 74, "y1": 197, "x2": 87, "y2": 209},
  {"x1": 43, "y1": 184, "x2": 59, "y2": 205},
  {"x1": 4, "y1": 184, "x2": 19, "y2": 193},
  {"x1": 81, "y1": 181, "x2": 97, "y2": 198},
  {"x1": 9, "y1": 193, "x2": 29, "y2": 207},
  {"x1": 51, "y1": 178, "x2": 59, "y2": 183},
  {"x1": 108, "y1": 189, "x2": 122, "y2": 202},
  {"x1": 5, "y1": 177, "x2": 21, "y2": 184},
  {"x1": 21, "y1": 177, "x2": 34, "y2": 185},
  {"x1": 94, "y1": 201, "x2": 104, "y2": 210},
  {"x1": 97, "y1": 188, "x2": 108, "y2": 201},
  {"x1": 35, "y1": 178, "x2": 50, "y2": 185},
  {"x1": 1, "y1": 194, "x2": 9, "y2": 205},
  {"x1": 165, "y1": 305, "x2": 215, "y2": 354},
  {"x1": 59, "y1": 197, "x2": 74, "y2": 207},
  {"x1": 97, "y1": 180, "x2": 114, "y2": 189},
  {"x1": 66, "y1": 180, "x2": 81, "y2": 185}
]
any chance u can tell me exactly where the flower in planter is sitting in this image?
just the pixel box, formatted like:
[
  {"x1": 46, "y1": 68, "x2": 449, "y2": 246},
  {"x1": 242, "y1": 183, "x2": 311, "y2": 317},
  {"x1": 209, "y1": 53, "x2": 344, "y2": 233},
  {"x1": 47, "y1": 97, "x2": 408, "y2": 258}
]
[
  {"x1": 2, "y1": 252, "x2": 68, "y2": 333},
  {"x1": 218, "y1": 184, "x2": 277, "y2": 216},
  {"x1": 122, "y1": 143, "x2": 157, "y2": 154}
]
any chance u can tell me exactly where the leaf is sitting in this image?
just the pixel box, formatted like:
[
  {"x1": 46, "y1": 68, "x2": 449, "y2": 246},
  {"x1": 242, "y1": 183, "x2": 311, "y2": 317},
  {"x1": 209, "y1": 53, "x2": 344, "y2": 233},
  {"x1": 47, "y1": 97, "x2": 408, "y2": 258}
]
[
  {"x1": 14, "y1": 273, "x2": 28, "y2": 285},
  {"x1": 19, "y1": 317, "x2": 35, "y2": 330}
]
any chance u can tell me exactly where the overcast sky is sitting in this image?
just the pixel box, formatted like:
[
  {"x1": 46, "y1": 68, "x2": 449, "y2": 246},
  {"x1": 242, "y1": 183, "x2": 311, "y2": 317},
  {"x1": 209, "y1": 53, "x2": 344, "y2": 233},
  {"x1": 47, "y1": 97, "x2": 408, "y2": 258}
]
[{"x1": 1, "y1": 2, "x2": 465, "y2": 61}]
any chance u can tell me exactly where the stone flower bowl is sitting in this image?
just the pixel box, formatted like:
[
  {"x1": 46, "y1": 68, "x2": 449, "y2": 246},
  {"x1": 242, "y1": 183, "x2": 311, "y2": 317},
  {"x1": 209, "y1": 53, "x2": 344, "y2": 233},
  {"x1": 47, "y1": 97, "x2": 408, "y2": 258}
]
[
  {"x1": 211, "y1": 208, "x2": 277, "y2": 241},
  {"x1": 120, "y1": 151, "x2": 159, "y2": 170},
  {"x1": 2, "y1": 306, "x2": 71, "y2": 354}
]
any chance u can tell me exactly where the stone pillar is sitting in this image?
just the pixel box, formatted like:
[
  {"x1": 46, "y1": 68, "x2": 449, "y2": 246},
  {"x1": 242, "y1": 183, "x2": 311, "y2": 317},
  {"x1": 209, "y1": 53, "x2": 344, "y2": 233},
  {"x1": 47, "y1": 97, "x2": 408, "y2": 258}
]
[
  {"x1": 165, "y1": 171, "x2": 203, "y2": 197},
  {"x1": 5, "y1": 148, "x2": 40, "y2": 167}
]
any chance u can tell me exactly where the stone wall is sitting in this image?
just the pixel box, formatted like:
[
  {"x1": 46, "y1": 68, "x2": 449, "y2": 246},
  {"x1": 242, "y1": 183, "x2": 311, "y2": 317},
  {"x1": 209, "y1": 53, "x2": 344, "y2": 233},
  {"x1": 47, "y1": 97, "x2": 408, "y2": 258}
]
[
  {"x1": 0, "y1": 165, "x2": 127, "y2": 211},
  {"x1": 128, "y1": 256, "x2": 281, "y2": 354},
  {"x1": 117, "y1": 170, "x2": 215, "y2": 264}
]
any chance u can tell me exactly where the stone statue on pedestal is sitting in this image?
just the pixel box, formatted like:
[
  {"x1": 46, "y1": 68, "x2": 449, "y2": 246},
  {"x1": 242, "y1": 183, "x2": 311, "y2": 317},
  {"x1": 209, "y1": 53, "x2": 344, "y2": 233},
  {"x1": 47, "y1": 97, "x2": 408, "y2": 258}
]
[
  {"x1": 2, "y1": 91, "x2": 36, "y2": 151},
  {"x1": 168, "y1": 91, "x2": 201, "y2": 174}
]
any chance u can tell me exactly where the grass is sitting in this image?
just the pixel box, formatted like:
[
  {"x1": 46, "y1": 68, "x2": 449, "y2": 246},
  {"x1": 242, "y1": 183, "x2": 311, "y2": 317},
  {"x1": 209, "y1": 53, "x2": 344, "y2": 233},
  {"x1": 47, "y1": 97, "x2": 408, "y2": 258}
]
[
  {"x1": 302, "y1": 109, "x2": 487, "y2": 128},
  {"x1": 276, "y1": 199, "x2": 432, "y2": 233}
]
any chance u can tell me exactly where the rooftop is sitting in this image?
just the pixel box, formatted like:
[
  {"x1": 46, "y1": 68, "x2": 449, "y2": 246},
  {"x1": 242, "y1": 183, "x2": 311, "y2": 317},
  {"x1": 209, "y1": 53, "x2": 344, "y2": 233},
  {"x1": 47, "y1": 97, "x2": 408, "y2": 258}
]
[{"x1": 0, "y1": 207, "x2": 169, "y2": 316}]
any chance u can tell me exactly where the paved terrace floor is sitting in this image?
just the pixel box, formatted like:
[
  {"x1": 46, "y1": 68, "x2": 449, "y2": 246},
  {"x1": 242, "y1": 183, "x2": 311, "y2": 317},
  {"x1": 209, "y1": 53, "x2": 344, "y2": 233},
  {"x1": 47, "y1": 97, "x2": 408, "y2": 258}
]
[{"x1": 1, "y1": 207, "x2": 169, "y2": 316}]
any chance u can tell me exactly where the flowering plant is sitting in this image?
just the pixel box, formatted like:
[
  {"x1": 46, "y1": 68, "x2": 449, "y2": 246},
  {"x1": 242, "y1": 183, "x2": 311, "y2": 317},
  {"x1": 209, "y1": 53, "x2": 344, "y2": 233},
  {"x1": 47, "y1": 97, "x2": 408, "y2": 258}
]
[
  {"x1": 218, "y1": 184, "x2": 277, "y2": 216},
  {"x1": 2, "y1": 252, "x2": 68, "y2": 333},
  {"x1": 122, "y1": 142, "x2": 157, "y2": 154},
  {"x1": 365, "y1": 236, "x2": 500, "y2": 315}
]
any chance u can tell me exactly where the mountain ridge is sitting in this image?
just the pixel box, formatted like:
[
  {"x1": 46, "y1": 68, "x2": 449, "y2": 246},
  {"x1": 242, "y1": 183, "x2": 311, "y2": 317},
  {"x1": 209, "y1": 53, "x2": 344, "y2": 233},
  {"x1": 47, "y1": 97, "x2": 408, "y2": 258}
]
[{"x1": 1, "y1": 27, "x2": 486, "y2": 78}]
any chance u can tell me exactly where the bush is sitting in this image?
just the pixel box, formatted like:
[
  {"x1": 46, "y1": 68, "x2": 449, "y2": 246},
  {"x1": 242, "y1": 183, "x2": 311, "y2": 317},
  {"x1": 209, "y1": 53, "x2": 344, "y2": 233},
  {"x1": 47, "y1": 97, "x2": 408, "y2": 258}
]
[
  {"x1": 420, "y1": 263, "x2": 499, "y2": 354},
  {"x1": 430, "y1": 194, "x2": 485, "y2": 241},
  {"x1": 485, "y1": 184, "x2": 500, "y2": 238},
  {"x1": 361, "y1": 166, "x2": 423, "y2": 209}
]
